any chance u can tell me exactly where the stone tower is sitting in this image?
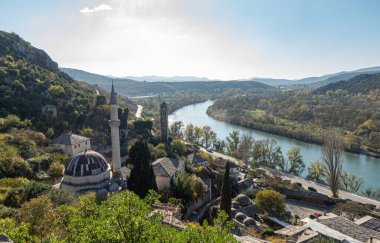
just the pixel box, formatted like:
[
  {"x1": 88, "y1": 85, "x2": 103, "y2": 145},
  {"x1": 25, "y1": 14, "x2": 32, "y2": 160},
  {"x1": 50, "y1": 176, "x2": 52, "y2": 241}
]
[
  {"x1": 160, "y1": 101, "x2": 169, "y2": 143},
  {"x1": 109, "y1": 81, "x2": 122, "y2": 178}
]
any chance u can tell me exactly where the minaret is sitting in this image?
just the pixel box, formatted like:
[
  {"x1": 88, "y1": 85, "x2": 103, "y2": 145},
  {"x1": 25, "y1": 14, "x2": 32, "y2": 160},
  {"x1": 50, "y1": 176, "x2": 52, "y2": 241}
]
[
  {"x1": 109, "y1": 81, "x2": 122, "y2": 178},
  {"x1": 160, "y1": 101, "x2": 169, "y2": 143}
]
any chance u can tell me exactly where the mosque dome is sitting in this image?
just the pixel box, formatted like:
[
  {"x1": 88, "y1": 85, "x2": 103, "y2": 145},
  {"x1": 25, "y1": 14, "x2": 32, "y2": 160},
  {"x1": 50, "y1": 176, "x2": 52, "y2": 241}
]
[
  {"x1": 60, "y1": 150, "x2": 111, "y2": 193},
  {"x1": 65, "y1": 150, "x2": 109, "y2": 176}
]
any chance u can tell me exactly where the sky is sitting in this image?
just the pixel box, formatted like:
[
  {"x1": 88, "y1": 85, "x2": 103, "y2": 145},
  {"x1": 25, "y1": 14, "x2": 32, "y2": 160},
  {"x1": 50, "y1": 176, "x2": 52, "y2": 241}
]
[{"x1": 1, "y1": 0, "x2": 380, "y2": 80}]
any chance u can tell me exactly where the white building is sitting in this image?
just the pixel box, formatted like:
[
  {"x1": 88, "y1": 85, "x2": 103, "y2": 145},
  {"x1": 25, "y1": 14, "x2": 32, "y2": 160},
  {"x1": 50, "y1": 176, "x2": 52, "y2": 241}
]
[
  {"x1": 152, "y1": 157, "x2": 185, "y2": 191},
  {"x1": 50, "y1": 132, "x2": 91, "y2": 156}
]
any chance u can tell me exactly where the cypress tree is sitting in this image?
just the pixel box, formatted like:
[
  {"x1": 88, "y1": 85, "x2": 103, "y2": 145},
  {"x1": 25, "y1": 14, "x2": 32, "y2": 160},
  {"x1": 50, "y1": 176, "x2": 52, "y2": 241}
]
[
  {"x1": 220, "y1": 162, "x2": 231, "y2": 219},
  {"x1": 127, "y1": 139, "x2": 157, "y2": 198}
]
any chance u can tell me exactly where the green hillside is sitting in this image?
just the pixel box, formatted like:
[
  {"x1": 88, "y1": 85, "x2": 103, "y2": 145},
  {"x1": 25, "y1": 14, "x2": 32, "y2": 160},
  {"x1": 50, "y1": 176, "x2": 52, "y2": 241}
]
[
  {"x1": 314, "y1": 73, "x2": 380, "y2": 95},
  {"x1": 0, "y1": 31, "x2": 135, "y2": 134}
]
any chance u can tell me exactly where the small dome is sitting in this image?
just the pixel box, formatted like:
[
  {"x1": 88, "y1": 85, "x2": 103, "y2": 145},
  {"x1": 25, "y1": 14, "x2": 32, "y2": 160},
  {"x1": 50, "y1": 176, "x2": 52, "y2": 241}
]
[
  {"x1": 109, "y1": 182, "x2": 119, "y2": 192},
  {"x1": 231, "y1": 208, "x2": 237, "y2": 216},
  {"x1": 232, "y1": 200, "x2": 240, "y2": 209},
  {"x1": 65, "y1": 150, "x2": 109, "y2": 176},
  {"x1": 235, "y1": 194, "x2": 251, "y2": 205},
  {"x1": 96, "y1": 188, "x2": 109, "y2": 197},
  {"x1": 243, "y1": 217, "x2": 256, "y2": 227},
  {"x1": 235, "y1": 212, "x2": 247, "y2": 222}
]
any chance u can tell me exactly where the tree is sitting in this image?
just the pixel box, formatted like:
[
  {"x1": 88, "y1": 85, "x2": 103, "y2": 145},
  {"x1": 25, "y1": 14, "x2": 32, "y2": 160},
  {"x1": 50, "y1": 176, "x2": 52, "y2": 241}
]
[
  {"x1": 307, "y1": 161, "x2": 325, "y2": 182},
  {"x1": 48, "y1": 161, "x2": 64, "y2": 179},
  {"x1": 322, "y1": 133, "x2": 344, "y2": 198},
  {"x1": 220, "y1": 162, "x2": 231, "y2": 219},
  {"x1": 255, "y1": 190, "x2": 285, "y2": 217},
  {"x1": 169, "y1": 121, "x2": 183, "y2": 139},
  {"x1": 128, "y1": 140, "x2": 157, "y2": 198},
  {"x1": 287, "y1": 147, "x2": 305, "y2": 176},
  {"x1": 341, "y1": 171, "x2": 363, "y2": 193},
  {"x1": 184, "y1": 123, "x2": 194, "y2": 142},
  {"x1": 171, "y1": 173, "x2": 205, "y2": 205},
  {"x1": 46, "y1": 128, "x2": 54, "y2": 139},
  {"x1": 171, "y1": 139, "x2": 186, "y2": 156},
  {"x1": 237, "y1": 133, "x2": 254, "y2": 164},
  {"x1": 193, "y1": 126, "x2": 203, "y2": 145},
  {"x1": 19, "y1": 195, "x2": 55, "y2": 240},
  {"x1": 332, "y1": 202, "x2": 370, "y2": 221},
  {"x1": 226, "y1": 130, "x2": 240, "y2": 156},
  {"x1": 252, "y1": 139, "x2": 284, "y2": 170},
  {"x1": 201, "y1": 125, "x2": 216, "y2": 148},
  {"x1": 79, "y1": 127, "x2": 94, "y2": 138}
]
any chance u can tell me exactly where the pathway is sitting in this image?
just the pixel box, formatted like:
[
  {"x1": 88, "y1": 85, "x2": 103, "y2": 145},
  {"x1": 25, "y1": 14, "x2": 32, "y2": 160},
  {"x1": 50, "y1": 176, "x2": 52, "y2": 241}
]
[{"x1": 135, "y1": 105, "x2": 142, "y2": 118}]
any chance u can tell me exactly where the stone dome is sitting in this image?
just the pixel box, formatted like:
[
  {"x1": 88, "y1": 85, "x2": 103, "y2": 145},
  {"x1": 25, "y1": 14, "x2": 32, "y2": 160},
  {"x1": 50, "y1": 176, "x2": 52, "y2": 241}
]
[
  {"x1": 235, "y1": 194, "x2": 251, "y2": 206},
  {"x1": 243, "y1": 217, "x2": 256, "y2": 227},
  {"x1": 65, "y1": 150, "x2": 109, "y2": 176},
  {"x1": 232, "y1": 200, "x2": 240, "y2": 209},
  {"x1": 235, "y1": 212, "x2": 247, "y2": 222}
]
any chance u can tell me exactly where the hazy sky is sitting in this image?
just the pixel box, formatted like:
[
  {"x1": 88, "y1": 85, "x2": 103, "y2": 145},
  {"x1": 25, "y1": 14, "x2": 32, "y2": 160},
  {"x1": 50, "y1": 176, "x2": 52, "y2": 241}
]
[{"x1": 1, "y1": 0, "x2": 380, "y2": 80}]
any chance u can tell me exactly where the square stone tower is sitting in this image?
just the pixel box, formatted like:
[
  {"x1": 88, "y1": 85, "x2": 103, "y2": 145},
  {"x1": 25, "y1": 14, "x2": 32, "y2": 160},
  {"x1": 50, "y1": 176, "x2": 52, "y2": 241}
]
[{"x1": 160, "y1": 101, "x2": 169, "y2": 143}]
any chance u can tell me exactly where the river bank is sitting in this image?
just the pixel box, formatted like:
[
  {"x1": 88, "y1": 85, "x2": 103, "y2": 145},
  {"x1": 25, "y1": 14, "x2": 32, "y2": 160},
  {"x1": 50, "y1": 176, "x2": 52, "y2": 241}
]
[
  {"x1": 206, "y1": 104, "x2": 380, "y2": 159},
  {"x1": 170, "y1": 100, "x2": 380, "y2": 190}
]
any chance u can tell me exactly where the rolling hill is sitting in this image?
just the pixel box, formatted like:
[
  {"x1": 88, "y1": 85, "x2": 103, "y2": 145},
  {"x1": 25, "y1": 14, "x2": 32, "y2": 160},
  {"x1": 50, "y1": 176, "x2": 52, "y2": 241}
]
[
  {"x1": 314, "y1": 73, "x2": 380, "y2": 95},
  {"x1": 61, "y1": 67, "x2": 274, "y2": 97},
  {"x1": 0, "y1": 31, "x2": 135, "y2": 133}
]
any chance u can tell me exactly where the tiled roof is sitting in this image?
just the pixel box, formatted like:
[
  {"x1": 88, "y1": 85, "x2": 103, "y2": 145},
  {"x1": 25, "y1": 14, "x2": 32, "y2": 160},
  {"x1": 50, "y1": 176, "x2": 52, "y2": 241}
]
[
  {"x1": 277, "y1": 188, "x2": 330, "y2": 202},
  {"x1": 50, "y1": 132, "x2": 90, "y2": 145},
  {"x1": 187, "y1": 153, "x2": 207, "y2": 165},
  {"x1": 355, "y1": 216, "x2": 380, "y2": 233},
  {"x1": 318, "y1": 214, "x2": 380, "y2": 242},
  {"x1": 152, "y1": 157, "x2": 183, "y2": 177}
]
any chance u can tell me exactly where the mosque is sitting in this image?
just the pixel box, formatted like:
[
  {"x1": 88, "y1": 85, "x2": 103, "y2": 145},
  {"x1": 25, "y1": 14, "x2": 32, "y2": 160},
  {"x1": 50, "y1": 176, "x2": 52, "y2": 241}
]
[{"x1": 60, "y1": 82, "x2": 126, "y2": 194}]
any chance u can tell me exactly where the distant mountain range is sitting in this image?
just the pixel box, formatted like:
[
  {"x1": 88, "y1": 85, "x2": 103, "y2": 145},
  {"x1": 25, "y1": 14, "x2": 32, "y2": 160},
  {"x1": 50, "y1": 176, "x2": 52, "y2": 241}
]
[
  {"x1": 60, "y1": 68, "x2": 273, "y2": 97},
  {"x1": 61, "y1": 66, "x2": 380, "y2": 88}
]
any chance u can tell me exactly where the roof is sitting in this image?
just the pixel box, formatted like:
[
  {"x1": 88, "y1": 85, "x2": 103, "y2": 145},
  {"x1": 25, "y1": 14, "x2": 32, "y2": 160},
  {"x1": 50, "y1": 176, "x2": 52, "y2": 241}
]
[
  {"x1": 278, "y1": 188, "x2": 330, "y2": 202},
  {"x1": 152, "y1": 157, "x2": 183, "y2": 177},
  {"x1": 275, "y1": 226, "x2": 308, "y2": 237},
  {"x1": 355, "y1": 216, "x2": 380, "y2": 233},
  {"x1": 267, "y1": 216, "x2": 291, "y2": 228},
  {"x1": 65, "y1": 150, "x2": 109, "y2": 177},
  {"x1": 237, "y1": 179, "x2": 254, "y2": 192},
  {"x1": 296, "y1": 229, "x2": 319, "y2": 243},
  {"x1": 187, "y1": 153, "x2": 207, "y2": 165},
  {"x1": 317, "y1": 214, "x2": 380, "y2": 242},
  {"x1": 214, "y1": 157, "x2": 240, "y2": 169},
  {"x1": 302, "y1": 218, "x2": 362, "y2": 243},
  {"x1": 50, "y1": 132, "x2": 90, "y2": 145}
]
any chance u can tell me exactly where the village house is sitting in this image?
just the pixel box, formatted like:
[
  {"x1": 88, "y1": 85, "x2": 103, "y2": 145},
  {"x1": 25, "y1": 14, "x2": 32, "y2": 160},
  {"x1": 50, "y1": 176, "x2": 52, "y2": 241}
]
[
  {"x1": 186, "y1": 152, "x2": 208, "y2": 167},
  {"x1": 50, "y1": 132, "x2": 91, "y2": 156},
  {"x1": 213, "y1": 157, "x2": 241, "y2": 173},
  {"x1": 355, "y1": 216, "x2": 380, "y2": 233},
  {"x1": 152, "y1": 157, "x2": 185, "y2": 191}
]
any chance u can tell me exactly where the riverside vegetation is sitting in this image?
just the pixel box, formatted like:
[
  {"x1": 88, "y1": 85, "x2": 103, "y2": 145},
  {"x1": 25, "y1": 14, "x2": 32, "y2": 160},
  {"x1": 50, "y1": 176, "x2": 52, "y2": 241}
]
[{"x1": 207, "y1": 78, "x2": 380, "y2": 157}]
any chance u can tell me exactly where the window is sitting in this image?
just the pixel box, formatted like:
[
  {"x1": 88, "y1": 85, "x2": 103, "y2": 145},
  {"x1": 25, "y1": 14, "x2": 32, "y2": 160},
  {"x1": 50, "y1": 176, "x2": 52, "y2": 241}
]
[{"x1": 78, "y1": 144, "x2": 80, "y2": 147}]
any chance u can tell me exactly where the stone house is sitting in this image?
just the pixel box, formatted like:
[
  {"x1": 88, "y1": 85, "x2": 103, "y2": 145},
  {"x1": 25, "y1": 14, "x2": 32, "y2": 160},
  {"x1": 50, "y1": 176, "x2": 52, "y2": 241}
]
[
  {"x1": 50, "y1": 132, "x2": 91, "y2": 156},
  {"x1": 152, "y1": 157, "x2": 185, "y2": 191}
]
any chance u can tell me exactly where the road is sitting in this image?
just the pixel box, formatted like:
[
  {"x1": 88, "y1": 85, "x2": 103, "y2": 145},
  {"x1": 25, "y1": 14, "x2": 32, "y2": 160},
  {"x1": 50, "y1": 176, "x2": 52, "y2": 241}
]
[
  {"x1": 194, "y1": 144, "x2": 380, "y2": 208},
  {"x1": 135, "y1": 105, "x2": 142, "y2": 118},
  {"x1": 262, "y1": 168, "x2": 380, "y2": 208}
]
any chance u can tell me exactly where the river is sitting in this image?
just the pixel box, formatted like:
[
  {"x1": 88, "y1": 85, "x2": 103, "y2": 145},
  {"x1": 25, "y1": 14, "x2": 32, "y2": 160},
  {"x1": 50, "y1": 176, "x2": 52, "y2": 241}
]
[{"x1": 169, "y1": 100, "x2": 380, "y2": 190}]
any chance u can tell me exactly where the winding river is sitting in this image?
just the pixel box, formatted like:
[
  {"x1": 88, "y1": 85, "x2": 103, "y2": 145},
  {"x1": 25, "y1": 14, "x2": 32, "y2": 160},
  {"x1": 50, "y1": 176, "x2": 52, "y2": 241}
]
[{"x1": 169, "y1": 100, "x2": 380, "y2": 190}]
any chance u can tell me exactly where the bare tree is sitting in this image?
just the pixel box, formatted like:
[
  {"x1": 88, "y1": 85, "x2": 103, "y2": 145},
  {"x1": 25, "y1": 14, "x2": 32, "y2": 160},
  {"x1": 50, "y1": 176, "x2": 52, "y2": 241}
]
[
  {"x1": 237, "y1": 133, "x2": 254, "y2": 164},
  {"x1": 322, "y1": 132, "x2": 344, "y2": 198}
]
